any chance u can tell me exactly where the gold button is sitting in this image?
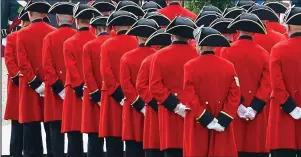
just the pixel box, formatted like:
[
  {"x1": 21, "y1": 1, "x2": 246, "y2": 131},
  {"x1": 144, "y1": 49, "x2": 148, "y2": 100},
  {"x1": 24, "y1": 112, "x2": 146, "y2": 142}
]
[
  {"x1": 36, "y1": 68, "x2": 38, "y2": 70},
  {"x1": 249, "y1": 90, "x2": 252, "y2": 94},
  {"x1": 295, "y1": 90, "x2": 298, "y2": 93},
  {"x1": 59, "y1": 71, "x2": 62, "y2": 74},
  {"x1": 218, "y1": 101, "x2": 221, "y2": 103},
  {"x1": 175, "y1": 93, "x2": 178, "y2": 96},
  {"x1": 205, "y1": 101, "x2": 208, "y2": 104}
]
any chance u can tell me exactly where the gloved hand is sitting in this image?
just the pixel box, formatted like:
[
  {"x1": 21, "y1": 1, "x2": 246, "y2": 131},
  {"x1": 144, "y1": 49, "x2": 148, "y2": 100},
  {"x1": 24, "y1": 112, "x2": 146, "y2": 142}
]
[
  {"x1": 289, "y1": 107, "x2": 301, "y2": 120},
  {"x1": 207, "y1": 118, "x2": 225, "y2": 132},
  {"x1": 35, "y1": 82, "x2": 45, "y2": 95},
  {"x1": 97, "y1": 102, "x2": 101, "y2": 107},
  {"x1": 237, "y1": 104, "x2": 247, "y2": 119},
  {"x1": 120, "y1": 98, "x2": 125, "y2": 106},
  {"x1": 58, "y1": 88, "x2": 65, "y2": 100},
  {"x1": 245, "y1": 107, "x2": 257, "y2": 120},
  {"x1": 141, "y1": 106, "x2": 146, "y2": 116},
  {"x1": 174, "y1": 103, "x2": 190, "y2": 118}
]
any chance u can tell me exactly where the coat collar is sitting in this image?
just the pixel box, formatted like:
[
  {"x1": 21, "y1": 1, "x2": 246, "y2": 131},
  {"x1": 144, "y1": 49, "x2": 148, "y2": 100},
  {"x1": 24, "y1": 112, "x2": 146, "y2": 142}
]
[
  {"x1": 290, "y1": 32, "x2": 301, "y2": 39},
  {"x1": 201, "y1": 51, "x2": 215, "y2": 55},
  {"x1": 97, "y1": 32, "x2": 109, "y2": 37},
  {"x1": 117, "y1": 30, "x2": 128, "y2": 35},
  {"x1": 78, "y1": 27, "x2": 89, "y2": 32},
  {"x1": 238, "y1": 35, "x2": 253, "y2": 40},
  {"x1": 31, "y1": 19, "x2": 43, "y2": 23},
  {"x1": 59, "y1": 24, "x2": 72, "y2": 28},
  {"x1": 172, "y1": 40, "x2": 188, "y2": 45}
]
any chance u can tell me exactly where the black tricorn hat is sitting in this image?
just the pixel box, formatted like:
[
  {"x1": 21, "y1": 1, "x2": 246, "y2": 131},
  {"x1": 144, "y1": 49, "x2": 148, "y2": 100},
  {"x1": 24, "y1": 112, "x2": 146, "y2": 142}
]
[
  {"x1": 91, "y1": 0, "x2": 116, "y2": 12},
  {"x1": 195, "y1": 11, "x2": 221, "y2": 27},
  {"x1": 165, "y1": 16, "x2": 197, "y2": 39},
  {"x1": 73, "y1": 3, "x2": 102, "y2": 19},
  {"x1": 209, "y1": 18, "x2": 236, "y2": 34},
  {"x1": 25, "y1": 0, "x2": 51, "y2": 13},
  {"x1": 235, "y1": 0, "x2": 255, "y2": 10},
  {"x1": 193, "y1": 26, "x2": 230, "y2": 47},
  {"x1": 249, "y1": 4, "x2": 279, "y2": 22},
  {"x1": 127, "y1": 18, "x2": 160, "y2": 37},
  {"x1": 145, "y1": 28, "x2": 172, "y2": 46},
  {"x1": 263, "y1": 1, "x2": 287, "y2": 14},
  {"x1": 142, "y1": 1, "x2": 162, "y2": 12},
  {"x1": 115, "y1": 1, "x2": 144, "y2": 17},
  {"x1": 43, "y1": 16, "x2": 51, "y2": 23},
  {"x1": 19, "y1": 7, "x2": 30, "y2": 21},
  {"x1": 90, "y1": 16, "x2": 108, "y2": 27},
  {"x1": 48, "y1": 2, "x2": 74, "y2": 15},
  {"x1": 228, "y1": 12, "x2": 266, "y2": 34},
  {"x1": 107, "y1": 10, "x2": 138, "y2": 26},
  {"x1": 143, "y1": 12, "x2": 170, "y2": 26},
  {"x1": 284, "y1": 6, "x2": 301, "y2": 25},
  {"x1": 223, "y1": 7, "x2": 244, "y2": 19},
  {"x1": 200, "y1": 5, "x2": 223, "y2": 14}
]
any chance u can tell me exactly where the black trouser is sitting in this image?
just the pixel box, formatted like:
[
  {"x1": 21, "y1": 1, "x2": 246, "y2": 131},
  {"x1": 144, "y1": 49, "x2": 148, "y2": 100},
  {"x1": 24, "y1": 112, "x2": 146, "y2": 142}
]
[
  {"x1": 106, "y1": 137, "x2": 123, "y2": 157},
  {"x1": 49, "y1": 121, "x2": 64, "y2": 157},
  {"x1": 238, "y1": 152, "x2": 269, "y2": 157},
  {"x1": 271, "y1": 149, "x2": 301, "y2": 157},
  {"x1": 23, "y1": 122, "x2": 44, "y2": 157},
  {"x1": 44, "y1": 122, "x2": 53, "y2": 157},
  {"x1": 125, "y1": 140, "x2": 144, "y2": 157},
  {"x1": 10, "y1": 120, "x2": 23, "y2": 157},
  {"x1": 67, "y1": 131, "x2": 83, "y2": 157},
  {"x1": 164, "y1": 148, "x2": 183, "y2": 157},
  {"x1": 145, "y1": 149, "x2": 165, "y2": 157},
  {"x1": 87, "y1": 133, "x2": 104, "y2": 157}
]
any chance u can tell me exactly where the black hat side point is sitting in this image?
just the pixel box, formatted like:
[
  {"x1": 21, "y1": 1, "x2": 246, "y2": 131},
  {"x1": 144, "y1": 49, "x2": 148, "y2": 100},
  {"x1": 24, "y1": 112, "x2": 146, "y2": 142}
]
[
  {"x1": 209, "y1": 18, "x2": 236, "y2": 34},
  {"x1": 25, "y1": 1, "x2": 51, "y2": 13},
  {"x1": 117, "y1": 5, "x2": 145, "y2": 17},
  {"x1": 19, "y1": 7, "x2": 30, "y2": 21},
  {"x1": 90, "y1": 16, "x2": 108, "y2": 27},
  {"x1": 143, "y1": 12, "x2": 170, "y2": 26},
  {"x1": 126, "y1": 18, "x2": 159, "y2": 38},
  {"x1": 165, "y1": 17, "x2": 197, "y2": 39},
  {"x1": 48, "y1": 2, "x2": 75, "y2": 15},
  {"x1": 92, "y1": 1, "x2": 116, "y2": 13},
  {"x1": 195, "y1": 14, "x2": 220, "y2": 27},
  {"x1": 249, "y1": 7, "x2": 279, "y2": 22},
  {"x1": 145, "y1": 29, "x2": 172, "y2": 46},
  {"x1": 264, "y1": 1, "x2": 287, "y2": 14},
  {"x1": 73, "y1": 3, "x2": 102, "y2": 19},
  {"x1": 284, "y1": 6, "x2": 301, "y2": 25},
  {"x1": 223, "y1": 8, "x2": 244, "y2": 19}
]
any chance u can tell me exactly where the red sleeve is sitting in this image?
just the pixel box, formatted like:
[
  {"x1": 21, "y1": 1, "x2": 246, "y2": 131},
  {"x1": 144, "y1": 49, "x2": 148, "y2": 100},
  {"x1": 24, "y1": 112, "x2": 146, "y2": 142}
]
[
  {"x1": 149, "y1": 54, "x2": 170, "y2": 104},
  {"x1": 255, "y1": 51, "x2": 271, "y2": 102},
  {"x1": 136, "y1": 57, "x2": 153, "y2": 103},
  {"x1": 63, "y1": 41, "x2": 83, "y2": 88},
  {"x1": 100, "y1": 42, "x2": 119, "y2": 95},
  {"x1": 120, "y1": 57, "x2": 138, "y2": 103},
  {"x1": 17, "y1": 33, "x2": 35, "y2": 82},
  {"x1": 42, "y1": 36, "x2": 59, "y2": 85},
  {"x1": 83, "y1": 43, "x2": 99, "y2": 93},
  {"x1": 5, "y1": 34, "x2": 19, "y2": 77}
]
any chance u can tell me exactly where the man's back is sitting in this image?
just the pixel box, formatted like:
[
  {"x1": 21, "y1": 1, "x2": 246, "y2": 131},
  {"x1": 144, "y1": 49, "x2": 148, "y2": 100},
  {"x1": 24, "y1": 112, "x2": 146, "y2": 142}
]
[{"x1": 158, "y1": 4, "x2": 197, "y2": 20}]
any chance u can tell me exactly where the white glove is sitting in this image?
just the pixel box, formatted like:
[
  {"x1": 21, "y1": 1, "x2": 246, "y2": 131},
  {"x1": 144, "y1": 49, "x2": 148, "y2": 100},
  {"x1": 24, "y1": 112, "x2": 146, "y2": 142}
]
[
  {"x1": 174, "y1": 103, "x2": 189, "y2": 118},
  {"x1": 245, "y1": 107, "x2": 257, "y2": 120},
  {"x1": 35, "y1": 82, "x2": 45, "y2": 95},
  {"x1": 207, "y1": 118, "x2": 225, "y2": 132},
  {"x1": 289, "y1": 107, "x2": 301, "y2": 120},
  {"x1": 207, "y1": 118, "x2": 218, "y2": 129},
  {"x1": 237, "y1": 104, "x2": 248, "y2": 119},
  {"x1": 140, "y1": 106, "x2": 146, "y2": 116},
  {"x1": 97, "y1": 102, "x2": 101, "y2": 107},
  {"x1": 58, "y1": 88, "x2": 65, "y2": 100},
  {"x1": 213, "y1": 122, "x2": 225, "y2": 132},
  {"x1": 120, "y1": 98, "x2": 125, "y2": 106}
]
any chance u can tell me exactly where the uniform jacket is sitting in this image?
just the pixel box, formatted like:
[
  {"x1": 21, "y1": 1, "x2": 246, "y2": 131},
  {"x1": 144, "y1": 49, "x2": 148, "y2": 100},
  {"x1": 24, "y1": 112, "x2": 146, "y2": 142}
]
[
  {"x1": 42, "y1": 25, "x2": 76, "y2": 122},
  {"x1": 266, "y1": 22, "x2": 286, "y2": 34},
  {"x1": 158, "y1": 4, "x2": 197, "y2": 20},
  {"x1": 99, "y1": 31, "x2": 138, "y2": 137},
  {"x1": 81, "y1": 32, "x2": 110, "y2": 133},
  {"x1": 149, "y1": 41, "x2": 197, "y2": 150},
  {"x1": 254, "y1": 28, "x2": 286, "y2": 53},
  {"x1": 62, "y1": 27, "x2": 96, "y2": 132},
  {"x1": 267, "y1": 32, "x2": 301, "y2": 150},
  {"x1": 120, "y1": 44, "x2": 156, "y2": 142},
  {"x1": 17, "y1": 20, "x2": 56, "y2": 123},
  {"x1": 221, "y1": 36, "x2": 271, "y2": 153},
  {"x1": 4, "y1": 31, "x2": 19, "y2": 120},
  {"x1": 136, "y1": 53, "x2": 161, "y2": 149},
  {"x1": 183, "y1": 51, "x2": 240, "y2": 157}
]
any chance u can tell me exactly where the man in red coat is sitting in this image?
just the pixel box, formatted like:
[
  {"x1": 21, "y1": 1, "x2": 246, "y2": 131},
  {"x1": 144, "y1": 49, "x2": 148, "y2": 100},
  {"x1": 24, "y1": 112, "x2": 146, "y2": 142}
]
[
  {"x1": 158, "y1": 0, "x2": 197, "y2": 20},
  {"x1": 183, "y1": 26, "x2": 240, "y2": 157},
  {"x1": 81, "y1": 15, "x2": 111, "y2": 157},
  {"x1": 16, "y1": 1, "x2": 56, "y2": 156},
  {"x1": 221, "y1": 13, "x2": 271, "y2": 157},
  {"x1": 268, "y1": 6, "x2": 301, "y2": 157},
  {"x1": 263, "y1": 1, "x2": 287, "y2": 34},
  {"x1": 138, "y1": 28, "x2": 172, "y2": 157},
  {"x1": 120, "y1": 18, "x2": 159, "y2": 157},
  {"x1": 4, "y1": 7, "x2": 30, "y2": 157},
  {"x1": 99, "y1": 10, "x2": 138, "y2": 157},
  {"x1": 42, "y1": 2, "x2": 76, "y2": 157},
  {"x1": 149, "y1": 17, "x2": 197, "y2": 157},
  {"x1": 62, "y1": 4, "x2": 100, "y2": 157}
]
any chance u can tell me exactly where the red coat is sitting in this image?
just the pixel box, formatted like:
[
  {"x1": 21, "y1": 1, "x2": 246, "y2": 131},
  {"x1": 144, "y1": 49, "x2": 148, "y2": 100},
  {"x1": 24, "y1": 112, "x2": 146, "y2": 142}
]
[
  {"x1": 17, "y1": 20, "x2": 56, "y2": 123},
  {"x1": 136, "y1": 53, "x2": 160, "y2": 149},
  {"x1": 267, "y1": 33, "x2": 301, "y2": 150},
  {"x1": 42, "y1": 25, "x2": 76, "y2": 122},
  {"x1": 99, "y1": 32, "x2": 138, "y2": 137},
  {"x1": 158, "y1": 4, "x2": 197, "y2": 20},
  {"x1": 266, "y1": 22, "x2": 286, "y2": 34},
  {"x1": 254, "y1": 28, "x2": 286, "y2": 53},
  {"x1": 149, "y1": 42, "x2": 197, "y2": 150},
  {"x1": 4, "y1": 32, "x2": 19, "y2": 120},
  {"x1": 183, "y1": 52, "x2": 240, "y2": 157},
  {"x1": 62, "y1": 28, "x2": 96, "y2": 133},
  {"x1": 221, "y1": 37, "x2": 271, "y2": 153},
  {"x1": 120, "y1": 45, "x2": 156, "y2": 142},
  {"x1": 81, "y1": 33, "x2": 110, "y2": 133}
]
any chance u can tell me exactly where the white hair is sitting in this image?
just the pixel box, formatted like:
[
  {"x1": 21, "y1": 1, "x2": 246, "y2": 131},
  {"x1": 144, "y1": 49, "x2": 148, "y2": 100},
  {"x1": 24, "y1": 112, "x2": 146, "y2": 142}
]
[{"x1": 57, "y1": 14, "x2": 73, "y2": 24}]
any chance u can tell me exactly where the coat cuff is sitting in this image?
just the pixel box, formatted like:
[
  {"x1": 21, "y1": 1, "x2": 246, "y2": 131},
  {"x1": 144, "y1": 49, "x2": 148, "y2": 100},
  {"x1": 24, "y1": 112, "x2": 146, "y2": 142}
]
[
  {"x1": 196, "y1": 110, "x2": 214, "y2": 127},
  {"x1": 111, "y1": 86, "x2": 124, "y2": 103},
  {"x1": 148, "y1": 98, "x2": 158, "y2": 112},
  {"x1": 162, "y1": 93, "x2": 179, "y2": 112},
  {"x1": 281, "y1": 96, "x2": 297, "y2": 114},
  {"x1": 73, "y1": 83, "x2": 84, "y2": 98},
  {"x1": 28, "y1": 76, "x2": 42, "y2": 90},
  {"x1": 51, "y1": 79, "x2": 64, "y2": 94},
  {"x1": 90, "y1": 89, "x2": 101, "y2": 104},
  {"x1": 250, "y1": 97, "x2": 266, "y2": 113},
  {"x1": 217, "y1": 111, "x2": 233, "y2": 128},
  {"x1": 132, "y1": 96, "x2": 145, "y2": 112},
  {"x1": 240, "y1": 96, "x2": 245, "y2": 104}
]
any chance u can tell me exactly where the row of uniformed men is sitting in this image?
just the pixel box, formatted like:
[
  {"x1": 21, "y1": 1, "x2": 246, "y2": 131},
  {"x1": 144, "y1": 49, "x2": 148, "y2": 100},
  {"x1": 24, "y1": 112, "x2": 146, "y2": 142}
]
[{"x1": 4, "y1": 0, "x2": 301, "y2": 157}]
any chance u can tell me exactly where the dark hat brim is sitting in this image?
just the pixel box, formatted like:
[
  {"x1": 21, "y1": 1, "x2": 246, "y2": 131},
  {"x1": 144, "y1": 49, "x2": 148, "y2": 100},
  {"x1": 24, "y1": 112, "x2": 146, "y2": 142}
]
[
  {"x1": 228, "y1": 18, "x2": 266, "y2": 34},
  {"x1": 286, "y1": 13, "x2": 301, "y2": 25},
  {"x1": 198, "y1": 34, "x2": 230, "y2": 47},
  {"x1": 264, "y1": 2, "x2": 287, "y2": 13},
  {"x1": 18, "y1": 8, "x2": 29, "y2": 21},
  {"x1": 145, "y1": 32, "x2": 172, "y2": 46},
  {"x1": 74, "y1": 8, "x2": 102, "y2": 19},
  {"x1": 223, "y1": 8, "x2": 244, "y2": 19},
  {"x1": 250, "y1": 8, "x2": 279, "y2": 22},
  {"x1": 210, "y1": 20, "x2": 236, "y2": 34},
  {"x1": 195, "y1": 14, "x2": 219, "y2": 27},
  {"x1": 92, "y1": 2, "x2": 116, "y2": 12},
  {"x1": 107, "y1": 14, "x2": 138, "y2": 26},
  {"x1": 127, "y1": 25, "x2": 158, "y2": 37},
  {"x1": 117, "y1": 5, "x2": 145, "y2": 17},
  {"x1": 90, "y1": 16, "x2": 108, "y2": 27},
  {"x1": 25, "y1": 1, "x2": 51, "y2": 13},
  {"x1": 142, "y1": 1, "x2": 162, "y2": 10},
  {"x1": 48, "y1": 2, "x2": 74, "y2": 15},
  {"x1": 145, "y1": 14, "x2": 170, "y2": 26},
  {"x1": 166, "y1": 25, "x2": 196, "y2": 39}
]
